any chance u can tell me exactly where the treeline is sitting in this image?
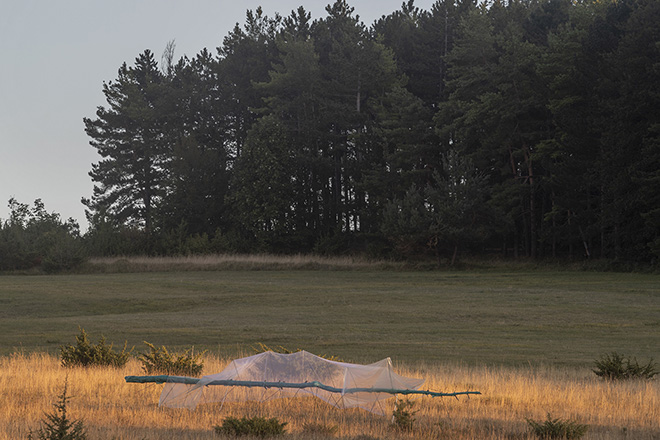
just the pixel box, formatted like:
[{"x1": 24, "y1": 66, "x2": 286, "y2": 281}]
[
  {"x1": 3, "y1": 0, "x2": 658, "y2": 271},
  {"x1": 0, "y1": 198, "x2": 85, "y2": 272}
]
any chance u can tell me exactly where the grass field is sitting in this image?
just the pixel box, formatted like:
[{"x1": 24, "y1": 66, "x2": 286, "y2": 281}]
[
  {"x1": 1, "y1": 268, "x2": 658, "y2": 366},
  {"x1": 0, "y1": 264, "x2": 658, "y2": 439},
  {"x1": 1, "y1": 353, "x2": 658, "y2": 439}
]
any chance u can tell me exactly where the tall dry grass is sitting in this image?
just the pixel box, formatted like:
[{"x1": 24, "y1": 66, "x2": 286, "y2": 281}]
[
  {"x1": 1, "y1": 353, "x2": 658, "y2": 439},
  {"x1": 85, "y1": 254, "x2": 405, "y2": 273},
  {"x1": 84, "y1": 253, "x2": 656, "y2": 274}
]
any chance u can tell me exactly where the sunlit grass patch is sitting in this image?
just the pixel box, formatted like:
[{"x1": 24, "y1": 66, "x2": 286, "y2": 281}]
[{"x1": 1, "y1": 353, "x2": 658, "y2": 439}]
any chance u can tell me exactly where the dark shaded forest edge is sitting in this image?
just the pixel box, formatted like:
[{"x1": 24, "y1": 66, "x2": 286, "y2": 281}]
[{"x1": 1, "y1": 0, "x2": 659, "y2": 273}]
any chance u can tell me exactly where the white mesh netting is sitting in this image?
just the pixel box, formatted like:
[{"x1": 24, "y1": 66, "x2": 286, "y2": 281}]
[{"x1": 158, "y1": 350, "x2": 424, "y2": 414}]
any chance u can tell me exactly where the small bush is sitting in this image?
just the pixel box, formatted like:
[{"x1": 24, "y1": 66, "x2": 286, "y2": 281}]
[
  {"x1": 138, "y1": 342, "x2": 205, "y2": 376},
  {"x1": 40, "y1": 229, "x2": 86, "y2": 273},
  {"x1": 391, "y1": 399, "x2": 416, "y2": 431},
  {"x1": 28, "y1": 380, "x2": 87, "y2": 440},
  {"x1": 60, "y1": 328, "x2": 130, "y2": 368},
  {"x1": 593, "y1": 352, "x2": 658, "y2": 380},
  {"x1": 526, "y1": 413, "x2": 588, "y2": 439},
  {"x1": 214, "y1": 416, "x2": 287, "y2": 437}
]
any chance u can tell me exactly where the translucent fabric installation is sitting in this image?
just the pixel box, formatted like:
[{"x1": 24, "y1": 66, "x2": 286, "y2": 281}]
[{"x1": 158, "y1": 350, "x2": 424, "y2": 414}]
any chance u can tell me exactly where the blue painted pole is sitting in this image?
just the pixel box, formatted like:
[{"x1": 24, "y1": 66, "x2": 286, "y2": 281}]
[{"x1": 124, "y1": 375, "x2": 481, "y2": 398}]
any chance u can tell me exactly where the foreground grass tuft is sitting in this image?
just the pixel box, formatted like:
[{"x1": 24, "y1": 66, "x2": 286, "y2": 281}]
[
  {"x1": 526, "y1": 413, "x2": 588, "y2": 439},
  {"x1": 301, "y1": 422, "x2": 339, "y2": 436},
  {"x1": 214, "y1": 416, "x2": 287, "y2": 437}
]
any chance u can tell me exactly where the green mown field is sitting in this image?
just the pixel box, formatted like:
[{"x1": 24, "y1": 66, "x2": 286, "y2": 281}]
[{"x1": 1, "y1": 270, "x2": 658, "y2": 367}]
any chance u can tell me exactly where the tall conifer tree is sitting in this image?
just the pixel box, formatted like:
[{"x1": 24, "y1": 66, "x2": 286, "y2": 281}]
[{"x1": 83, "y1": 50, "x2": 169, "y2": 244}]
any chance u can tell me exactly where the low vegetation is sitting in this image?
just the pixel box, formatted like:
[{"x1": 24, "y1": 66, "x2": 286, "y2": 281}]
[
  {"x1": 592, "y1": 352, "x2": 658, "y2": 381},
  {"x1": 300, "y1": 422, "x2": 338, "y2": 437},
  {"x1": 82, "y1": 253, "x2": 659, "y2": 274},
  {"x1": 526, "y1": 413, "x2": 588, "y2": 440},
  {"x1": 214, "y1": 416, "x2": 287, "y2": 437},
  {"x1": 85, "y1": 254, "x2": 403, "y2": 273},
  {"x1": 28, "y1": 380, "x2": 87, "y2": 440},
  {"x1": 1, "y1": 353, "x2": 658, "y2": 439},
  {"x1": 60, "y1": 328, "x2": 130, "y2": 369},
  {"x1": 390, "y1": 400, "x2": 416, "y2": 432},
  {"x1": 139, "y1": 342, "x2": 205, "y2": 376}
]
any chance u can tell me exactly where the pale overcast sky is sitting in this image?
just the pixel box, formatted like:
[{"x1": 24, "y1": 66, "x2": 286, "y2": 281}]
[{"x1": 0, "y1": 0, "x2": 435, "y2": 229}]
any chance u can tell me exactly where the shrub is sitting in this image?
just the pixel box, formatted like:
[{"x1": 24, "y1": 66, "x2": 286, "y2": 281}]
[
  {"x1": 214, "y1": 416, "x2": 287, "y2": 437},
  {"x1": 60, "y1": 328, "x2": 130, "y2": 368},
  {"x1": 28, "y1": 379, "x2": 87, "y2": 440},
  {"x1": 391, "y1": 400, "x2": 416, "y2": 431},
  {"x1": 138, "y1": 341, "x2": 205, "y2": 376},
  {"x1": 313, "y1": 231, "x2": 353, "y2": 256},
  {"x1": 0, "y1": 198, "x2": 86, "y2": 273},
  {"x1": 39, "y1": 229, "x2": 86, "y2": 273},
  {"x1": 526, "y1": 413, "x2": 588, "y2": 439},
  {"x1": 593, "y1": 352, "x2": 658, "y2": 380}
]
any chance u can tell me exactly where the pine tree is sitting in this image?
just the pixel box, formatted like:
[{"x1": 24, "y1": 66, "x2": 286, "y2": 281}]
[
  {"x1": 257, "y1": 24, "x2": 326, "y2": 241},
  {"x1": 598, "y1": 0, "x2": 660, "y2": 261},
  {"x1": 425, "y1": 150, "x2": 490, "y2": 265},
  {"x1": 83, "y1": 50, "x2": 169, "y2": 246},
  {"x1": 158, "y1": 49, "x2": 232, "y2": 238},
  {"x1": 311, "y1": 0, "x2": 400, "y2": 234},
  {"x1": 29, "y1": 381, "x2": 86, "y2": 440},
  {"x1": 228, "y1": 115, "x2": 296, "y2": 250}
]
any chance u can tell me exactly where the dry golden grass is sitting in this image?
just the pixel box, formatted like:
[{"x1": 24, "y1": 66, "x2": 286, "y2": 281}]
[
  {"x1": 1, "y1": 353, "x2": 658, "y2": 439},
  {"x1": 86, "y1": 254, "x2": 403, "y2": 272}
]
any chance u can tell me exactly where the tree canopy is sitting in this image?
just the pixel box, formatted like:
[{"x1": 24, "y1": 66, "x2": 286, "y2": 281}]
[{"x1": 67, "y1": 0, "x2": 659, "y2": 265}]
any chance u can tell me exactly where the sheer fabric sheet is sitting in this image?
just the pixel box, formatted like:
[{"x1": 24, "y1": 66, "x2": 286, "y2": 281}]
[{"x1": 159, "y1": 350, "x2": 424, "y2": 414}]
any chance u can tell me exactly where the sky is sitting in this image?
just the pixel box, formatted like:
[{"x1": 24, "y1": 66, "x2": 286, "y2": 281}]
[{"x1": 0, "y1": 0, "x2": 435, "y2": 230}]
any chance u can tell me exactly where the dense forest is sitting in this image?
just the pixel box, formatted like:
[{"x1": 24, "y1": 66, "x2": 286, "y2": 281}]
[{"x1": 1, "y1": 0, "x2": 659, "y2": 271}]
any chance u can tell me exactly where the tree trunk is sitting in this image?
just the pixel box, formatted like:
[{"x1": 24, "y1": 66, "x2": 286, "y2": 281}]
[
  {"x1": 524, "y1": 144, "x2": 537, "y2": 259},
  {"x1": 450, "y1": 243, "x2": 458, "y2": 266}
]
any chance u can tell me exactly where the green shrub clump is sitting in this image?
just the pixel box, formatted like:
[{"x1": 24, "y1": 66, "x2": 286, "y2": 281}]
[
  {"x1": 28, "y1": 380, "x2": 87, "y2": 440},
  {"x1": 593, "y1": 352, "x2": 658, "y2": 380},
  {"x1": 526, "y1": 413, "x2": 588, "y2": 439},
  {"x1": 60, "y1": 328, "x2": 130, "y2": 368},
  {"x1": 214, "y1": 416, "x2": 287, "y2": 437},
  {"x1": 138, "y1": 341, "x2": 205, "y2": 376},
  {"x1": 391, "y1": 400, "x2": 416, "y2": 431}
]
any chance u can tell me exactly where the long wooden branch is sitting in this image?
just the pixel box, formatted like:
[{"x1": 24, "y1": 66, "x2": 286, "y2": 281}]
[{"x1": 125, "y1": 375, "x2": 481, "y2": 398}]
